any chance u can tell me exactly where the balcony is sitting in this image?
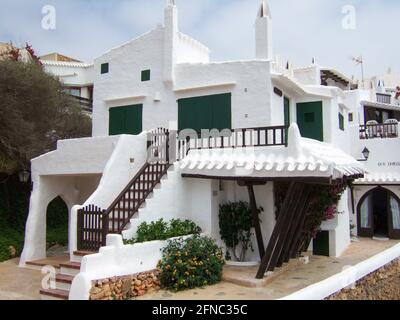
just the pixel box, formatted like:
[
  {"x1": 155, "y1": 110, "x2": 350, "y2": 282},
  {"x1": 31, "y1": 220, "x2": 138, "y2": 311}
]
[
  {"x1": 69, "y1": 95, "x2": 93, "y2": 113},
  {"x1": 359, "y1": 122, "x2": 399, "y2": 140},
  {"x1": 376, "y1": 93, "x2": 392, "y2": 104}
]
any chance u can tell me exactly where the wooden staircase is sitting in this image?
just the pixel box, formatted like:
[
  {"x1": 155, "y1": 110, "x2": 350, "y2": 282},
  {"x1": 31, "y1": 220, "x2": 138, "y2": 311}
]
[
  {"x1": 40, "y1": 128, "x2": 172, "y2": 300},
  {"x1": 77, "y1": 128, "x2": 171, "y2": 252}
]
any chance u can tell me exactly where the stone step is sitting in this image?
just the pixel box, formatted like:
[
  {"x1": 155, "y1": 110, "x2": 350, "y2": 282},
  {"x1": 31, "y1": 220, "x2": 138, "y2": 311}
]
[
  {"x1": 40, "y1": 288, "x2": 69, "y2": 300},
  {"x1": 60, "y1": 261, "x2": 81, "y2": 277},
  {"x1": 55, "y1": 273, "x2": 74, "y2": 291}
]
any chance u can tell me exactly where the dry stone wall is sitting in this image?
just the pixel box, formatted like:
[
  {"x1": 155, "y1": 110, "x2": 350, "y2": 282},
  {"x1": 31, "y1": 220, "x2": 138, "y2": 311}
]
[{"x1": 90, "y1": 269, "x2": 161, "y2": 300}]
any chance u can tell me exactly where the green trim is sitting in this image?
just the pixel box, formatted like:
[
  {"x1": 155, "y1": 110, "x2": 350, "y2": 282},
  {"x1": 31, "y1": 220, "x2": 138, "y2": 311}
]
[
  {"x1": 296, "y1": 101, "x2": 324, "y2": 142},
  {"x1": 101, "y1": 63, "x2": 109, "y2": 74},
  {"x1": 109, "y1": 104, "x2": 143, "y2": 136},
  {"x1": 141, "y1": 69, "x2": 151, "y2": 82},
  {"x1": 313, "y1": 231, "x2": 330, "y2": 257},
  {"x1": 178, "y1": 93, "x2": 232, "y2": 132},
  {"x1": 339, "y1": 112, "x2": 345, "y2": 131}
]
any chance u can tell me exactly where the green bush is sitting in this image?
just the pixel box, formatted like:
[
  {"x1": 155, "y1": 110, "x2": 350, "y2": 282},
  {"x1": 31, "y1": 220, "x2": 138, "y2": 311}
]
[
  {"x1": 219, "y1": 201, "x2": 263, "y2": 262},
  {"x1": 157, "y1": 235, "x2": 225, "y2": 292},
  {"x1": 0, "y1": 221, "x2": 24, "y2": 262},
  {"x1": 124, "y1": 219, "x2": 202, "y2": 245}
]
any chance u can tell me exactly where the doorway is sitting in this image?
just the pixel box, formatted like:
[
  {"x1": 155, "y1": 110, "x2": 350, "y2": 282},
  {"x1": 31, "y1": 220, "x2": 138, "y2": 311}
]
[{"x1": 357, "y1": 187, "x2": 400, "y2": 239}]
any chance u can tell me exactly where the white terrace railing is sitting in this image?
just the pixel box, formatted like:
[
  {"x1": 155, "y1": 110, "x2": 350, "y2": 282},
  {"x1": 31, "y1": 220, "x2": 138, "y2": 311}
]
[{"x1": 359, "y1": 122, "x2": 399, "y2": 140}]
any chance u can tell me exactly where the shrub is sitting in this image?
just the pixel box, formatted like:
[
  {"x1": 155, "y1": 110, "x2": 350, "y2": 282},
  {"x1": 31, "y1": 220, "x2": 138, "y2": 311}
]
[
  {"x1": 124, "y1": 219, "x2": 202, "y2": 245},
  {"x1": 158, "y1": 235, "x2": 224, "y2": 292},
  {"x1": 219, "y1": 201, "x2": 263, "y2": 262}
]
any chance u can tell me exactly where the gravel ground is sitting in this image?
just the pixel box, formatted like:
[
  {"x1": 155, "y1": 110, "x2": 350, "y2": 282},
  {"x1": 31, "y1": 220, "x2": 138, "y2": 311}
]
[{"x1": 328, "y1": 259, "x2": 400, "y2": 300}]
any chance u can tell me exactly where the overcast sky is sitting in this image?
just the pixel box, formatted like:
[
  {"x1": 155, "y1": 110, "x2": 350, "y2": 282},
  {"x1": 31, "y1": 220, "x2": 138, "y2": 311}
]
[{"x1": 1, "y1": 0, "x2": 399, "y2": 79}]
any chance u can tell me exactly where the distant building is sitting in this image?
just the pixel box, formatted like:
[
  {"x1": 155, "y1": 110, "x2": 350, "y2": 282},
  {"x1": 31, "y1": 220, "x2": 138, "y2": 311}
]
[{"x1": 40, "y1": 53, "x2": 94, "y2": 112}]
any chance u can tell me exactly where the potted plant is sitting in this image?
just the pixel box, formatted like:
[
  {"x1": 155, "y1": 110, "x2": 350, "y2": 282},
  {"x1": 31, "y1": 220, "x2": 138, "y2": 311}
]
[{"x1": 219, "y1": 201, "x2": 263, "y2": 266}]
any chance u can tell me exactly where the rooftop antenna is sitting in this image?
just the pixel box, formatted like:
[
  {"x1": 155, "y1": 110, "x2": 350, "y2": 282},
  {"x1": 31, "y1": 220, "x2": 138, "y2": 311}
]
[{"x1": 351, "y1": 55, "x2": 365, "y2": 89}]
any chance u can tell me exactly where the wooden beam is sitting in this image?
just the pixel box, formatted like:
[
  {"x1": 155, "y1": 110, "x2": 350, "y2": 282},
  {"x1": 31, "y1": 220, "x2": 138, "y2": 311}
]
[
  {"x1": 182, "y1": 174, "x2": 334, "y2": 185},
  {"x1": 256, "y1": 182, "x2": 297, "y2": 279},
  {"x1": 278, "y1": 185, "x2": 312, "y2": 266},
  {"x1": 247, "y1": 185, "x2": 265, "y2": 260},
  {"x1": 266, "y1": 183, "x2": 307, "y2": 272}
]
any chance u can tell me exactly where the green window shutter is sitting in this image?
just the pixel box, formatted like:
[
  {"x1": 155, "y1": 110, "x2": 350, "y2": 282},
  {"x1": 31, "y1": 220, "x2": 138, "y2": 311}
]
[
  {"x1": 284, "y1": 97, "x2": 290, "y2": 127},
  {"x1": 296, "y1": 101, "x2": 324, "y2": 141},
  {"x1": 101, "y1": 63, "x2": 109, "y2": 74},
  {"x1": 339, "y1": 112, "x2": 345, "y2": 131},
  {"x1": 109, "y1": 105, "x2": 143, "y2": 136},
  {"x1": 178, "y1": 93, "x2": 231, "y2": 132},
  {"x1": 141, "y1": 70, "x2": 151, "y2": 82}
]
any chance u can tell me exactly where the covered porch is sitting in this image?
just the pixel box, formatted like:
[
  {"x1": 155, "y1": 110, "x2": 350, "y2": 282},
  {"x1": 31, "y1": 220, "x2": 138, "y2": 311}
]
[{"x1": 180, "y1": 124, "x2": 365, "y2": 278}]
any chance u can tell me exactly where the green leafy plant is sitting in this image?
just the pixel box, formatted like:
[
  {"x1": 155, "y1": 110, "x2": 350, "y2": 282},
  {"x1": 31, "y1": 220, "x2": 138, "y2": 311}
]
[
  {"x1": 124, "y1": 219, "x2": 202, "y2": 245},
  {"x1": 219, "y1": 201, "x2": 263, "y2": 262},
  {"x1": 157, "y1": 235, "x2": 225, "y2": 292}
]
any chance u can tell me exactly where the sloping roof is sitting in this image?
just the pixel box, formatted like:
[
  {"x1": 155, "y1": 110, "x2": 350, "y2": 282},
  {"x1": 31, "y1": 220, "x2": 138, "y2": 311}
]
[
  {"x1": 41, "y1": 60, "x2": 93, "y2": 68},
  {"x1": 180, "y1": 124, "x2": 365, "y2": 181},
  {"x1": 354, "y1": 172, "x2": 400, "y2": 185},
  {"x1": 40, "y1": 52, "x2": 81, "y2": 62}
]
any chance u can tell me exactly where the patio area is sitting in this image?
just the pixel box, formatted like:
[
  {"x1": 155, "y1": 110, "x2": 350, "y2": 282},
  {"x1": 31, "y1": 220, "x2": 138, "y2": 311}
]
[
  {"x1": 0, "y1": 238, "x2": 398, "y2": 300},
  {"x1": 137, "y1": 238, "x2": 400, "y2": 300}
]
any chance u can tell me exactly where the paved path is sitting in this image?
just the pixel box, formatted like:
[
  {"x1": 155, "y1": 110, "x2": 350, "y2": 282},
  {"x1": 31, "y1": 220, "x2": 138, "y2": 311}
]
[
  {"x1": 138, "y1": 238, "x2": 400, "y2": 300},
  {"x1": 0, "y1": 259, "x2": 42, "y2": 300},
  {"x1": 0, "y1": 238, "x2": 398, "y2": 300}
]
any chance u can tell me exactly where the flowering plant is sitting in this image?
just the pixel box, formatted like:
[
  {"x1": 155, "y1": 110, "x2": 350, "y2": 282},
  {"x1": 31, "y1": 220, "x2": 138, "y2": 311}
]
[{"x1": 157, "y1": 235, "x2": 225, "y2": 292}]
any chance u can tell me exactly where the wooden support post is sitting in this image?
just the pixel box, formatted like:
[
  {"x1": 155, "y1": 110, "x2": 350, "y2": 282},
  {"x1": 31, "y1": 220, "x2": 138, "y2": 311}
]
[
  {"x1": 277, "y1": 185, "x2": 311, "y2": 266},
  {"x1": 247, "y1": 184, "x2": 265, "y2": 260},
  {"x1": 256, "y1": 182, "x2": 297, "y2": 279},
  {"x1": 266, "y1": 183, "x2": 305, "y2": 272}
]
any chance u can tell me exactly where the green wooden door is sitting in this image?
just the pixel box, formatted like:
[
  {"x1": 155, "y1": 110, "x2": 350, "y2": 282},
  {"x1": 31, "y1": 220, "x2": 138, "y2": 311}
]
[
  {"x1": 284, "y1": 97, "x2": 290, "y2": 127},
  {"x1": 178, "y1": 93, "x2": 232, "y2": 132},
  {"x1": 109, "y1": 104, "x2": 143, "y2": 135},
  {"x1": 313, "y1": 231, "x2": 330, "y2": 257},
  {"x1": 296, "y1": 101, "x2": 323, "y2": 141}
]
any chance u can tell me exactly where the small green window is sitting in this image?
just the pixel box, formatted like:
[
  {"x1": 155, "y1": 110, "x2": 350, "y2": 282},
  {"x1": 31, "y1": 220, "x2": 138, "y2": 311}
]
[
  {"x1": 339, "y1": 112, "x2": 345, "y2": 131},
  {"x1": 141, "y1": 69, "x2": 151, "y2": 82},
  {"x1": 101, "y1": 63, "x2": 109, "y2": 74},
  {"x1": 348, "y1": 113, "x2": 354, "y2": 122}
]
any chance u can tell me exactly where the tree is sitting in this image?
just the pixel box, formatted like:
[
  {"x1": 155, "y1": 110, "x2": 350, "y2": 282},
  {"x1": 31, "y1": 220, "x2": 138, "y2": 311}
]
[{"x1": 0, "y1": 60, "x2": 91, "y2": 175}]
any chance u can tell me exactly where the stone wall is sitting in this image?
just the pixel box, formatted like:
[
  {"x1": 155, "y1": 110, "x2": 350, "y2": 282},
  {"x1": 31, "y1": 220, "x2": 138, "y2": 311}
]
[
  {"x1": 90, "y1": 270, "x2": 161, "y2": 300},
  {"x1": 328, "y1": 258, "x2": 400, "y2": 300}
]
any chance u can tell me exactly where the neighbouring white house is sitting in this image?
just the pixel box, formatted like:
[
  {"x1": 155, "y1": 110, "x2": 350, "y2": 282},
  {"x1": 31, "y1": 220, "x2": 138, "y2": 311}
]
[
  {"x1": 39, "y1": 53, "x2": 95, "y2": 112},
  {"x1": 18, "y1": 1, "x2": 400, "y2": 300}
]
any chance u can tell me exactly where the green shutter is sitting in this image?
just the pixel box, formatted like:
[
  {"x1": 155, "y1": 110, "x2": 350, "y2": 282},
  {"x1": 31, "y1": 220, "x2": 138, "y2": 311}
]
[
  {"x1": 141, "y1": 70, "x2": 151, "y2": 82},
  {"x1": 178, "y1": 93, "x2": 231, "y2": 132},
  {"x1": 109, "y1": 104, "x2": 143, "y2": 136},
  {"x1": 101, "y1": 63, "x2": 109, "y2": 74},
  {"x1": 296, "y1": 101, "x2": 324, "y2": 141},
  {"x1": 339, "y1": 112, "x2": 345, "y2": 131},
  {"x1": 284, "y1": 97, "x2": 290, "y2": 127}
]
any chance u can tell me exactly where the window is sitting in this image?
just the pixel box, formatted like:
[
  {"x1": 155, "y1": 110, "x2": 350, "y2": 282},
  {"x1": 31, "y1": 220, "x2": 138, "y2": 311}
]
[
  {"x1": 64, "y1": 87, "x2": 81, "y2": 97},
  {"x1": 141, "y1": 69, "x2": 151, "y2": 82},
  {"x1": 348, "y1": 113, "x2": 353, "y2": 122},
  {"x1": 101, "y1": 63, "x2": 109, "y2": 74},
  {"x1": 339, "y1": 112, "x2": 345, "y2": 131}
]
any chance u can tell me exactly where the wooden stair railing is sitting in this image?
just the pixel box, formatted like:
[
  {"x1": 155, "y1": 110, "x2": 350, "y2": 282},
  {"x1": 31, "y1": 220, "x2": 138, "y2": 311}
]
[{"x1": 77, "y1": 128, "x2": 170, "y2": 252}]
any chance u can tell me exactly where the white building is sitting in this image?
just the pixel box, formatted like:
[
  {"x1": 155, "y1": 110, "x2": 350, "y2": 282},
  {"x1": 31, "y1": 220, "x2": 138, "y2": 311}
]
[
  {"x1": 40, "y1": 53, "x2": 95, "y2": 112},
  {"x1": 19, "y1": 1, "x2": 400, "y2": 299}
]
